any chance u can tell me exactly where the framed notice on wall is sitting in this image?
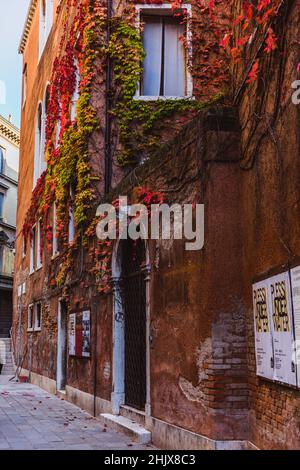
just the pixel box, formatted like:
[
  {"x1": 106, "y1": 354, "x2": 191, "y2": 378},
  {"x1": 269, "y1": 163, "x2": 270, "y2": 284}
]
[
  {"x1": 69, "y1": 313, "x2": 76, "y2": 356},
  {"x1": 267, "y1": 272, "x2": 297, "y2": 387},
  {"x1": 252, "y1": 280, "x2": 274, "y2": 380},
  {"x1": 68, "y1": 311, "x2": 91, "y2": 358},
  {"x1": 82, "y1": 311, "x2": 91, "y2": 358},
  {"x1": 290, "y1": 267, "x2": 300, "y2": 388}
]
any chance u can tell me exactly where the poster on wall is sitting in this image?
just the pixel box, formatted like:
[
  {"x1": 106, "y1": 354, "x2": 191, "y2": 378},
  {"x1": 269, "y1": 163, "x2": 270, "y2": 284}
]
[
  {"x1": 75, "y1": 313, "x2": 83, "y2": 357},
  {"x1": 69, "y1": 311, "x2": 91, "y2": 358},
  {"x1": 290, "y1": 266, "x2": 300, "y2": 388},
  {"x1": 69, "y1": 313, "x2": 76, "y2": 356},
  {"x1": 252, "y1": 280, "x2": 274, "y2": 380},
  {"x1": 267, "y1": 272, "x2": 297, "y2": 387},
  {"x1": 82, "y1": 311, "x2": 91, "y2": 358}
]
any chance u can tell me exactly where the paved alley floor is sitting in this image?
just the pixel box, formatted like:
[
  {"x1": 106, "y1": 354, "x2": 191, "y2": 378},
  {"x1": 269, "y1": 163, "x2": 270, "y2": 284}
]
[{"x1": 0, "y1": 376, "x2": 152, "y2": 450}]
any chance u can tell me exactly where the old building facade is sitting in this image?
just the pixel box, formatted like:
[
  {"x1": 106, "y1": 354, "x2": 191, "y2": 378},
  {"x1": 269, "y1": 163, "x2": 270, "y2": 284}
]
[
  {"x1": 13, "y1": 0, "x2": 300, "y2": 450},
  {"x1": 0, "y1": 115, "x2": 19, "y2": 340}
]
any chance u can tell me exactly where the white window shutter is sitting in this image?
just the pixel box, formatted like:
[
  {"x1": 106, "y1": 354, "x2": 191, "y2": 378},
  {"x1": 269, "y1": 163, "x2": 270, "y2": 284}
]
[
  {"x1": 142, "y1": 18, "x2": 163, "y2": 96},
  {"x1": 164, "y1": 21, "x2": 185, "y2": 97}
]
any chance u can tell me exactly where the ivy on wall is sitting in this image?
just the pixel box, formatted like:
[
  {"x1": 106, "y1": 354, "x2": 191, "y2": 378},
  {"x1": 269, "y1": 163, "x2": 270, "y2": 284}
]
[{"x1": 22, "y1": 0, "x2": 284, "y2": 290}]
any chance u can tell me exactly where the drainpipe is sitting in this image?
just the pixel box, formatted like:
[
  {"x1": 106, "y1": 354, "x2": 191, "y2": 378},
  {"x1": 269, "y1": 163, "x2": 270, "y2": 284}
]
[
  {"x1": 93, "y1": 302, "x2": 98, "y2": 417},
  {"x1": 17, "y1": 298, "x2": 23, "y2": 369},
  {"x1": 105, "y1": 0, "x2": 113, "y2": 194}
]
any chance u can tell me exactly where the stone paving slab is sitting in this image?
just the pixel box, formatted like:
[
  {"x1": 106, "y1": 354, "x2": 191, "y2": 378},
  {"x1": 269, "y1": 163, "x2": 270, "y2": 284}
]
[{"x1": 0, "y1": 376, "x2": 154, "y2": 450}]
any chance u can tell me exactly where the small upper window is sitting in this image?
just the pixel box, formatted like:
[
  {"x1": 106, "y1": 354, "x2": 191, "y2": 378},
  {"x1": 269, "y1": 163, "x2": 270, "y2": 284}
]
[
  {"x1": 0, "y1": 147, "x2": 4, "y2": 174},
  {"x1": 71, "y1": 60, "x2": 80, "y2": 121},
  {"x1": 35, "y1": 303, "x2": 42, "y2": 330},
  {"x1": 28, "y1": 305, "x2": 34, "y2": 331},
  {"x1": 30, "y1": 226, "x2": 36, "y2": 273},
  {"x1": 68, "y1": 205, "x2": 75, "y2": 244},
  {"x1": 36, "y1": 221, "x2": 43, "y2": 269},
  {"x1": 34, "y1": 86, "x2": 49, "y2": 186},
  {"x1": 0, "y1": 246, "x2": 3, "y2": 272},
  {"x1": 0, "y1": 192, "x2": 4, "y2": 220},
  {"x1": 52, "y1": 203, "x2": 59, "y2": 256},
  {"x1": 23, "y1": 65, "x2": 27, "y2": 107},
  {"x1": 140, "y1": 10, "x2": 188, "y2": 98},
  {"x1": 39, "y1": 0, "x2": 54, "y2": 59}
]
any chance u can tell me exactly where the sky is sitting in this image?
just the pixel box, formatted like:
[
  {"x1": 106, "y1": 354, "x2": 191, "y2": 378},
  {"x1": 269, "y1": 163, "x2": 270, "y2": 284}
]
[{"x1": 0, "y1": 0, "x2": 31, "y2": 128}]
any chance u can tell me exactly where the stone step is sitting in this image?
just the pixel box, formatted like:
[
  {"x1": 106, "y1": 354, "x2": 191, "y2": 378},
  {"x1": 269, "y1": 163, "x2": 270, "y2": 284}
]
[
  {"x1": 0, "y1": 339, "x2": 15, "y2": 376},
  {"x1": 1, "y1": 367, "x2": 15, "y2": 376},
  {"x1": 99, "y1": 414, "x2": 151, "y2": 445},
  {"x1": 120, "y1": 405, "x2": 146, "y2": 427}
]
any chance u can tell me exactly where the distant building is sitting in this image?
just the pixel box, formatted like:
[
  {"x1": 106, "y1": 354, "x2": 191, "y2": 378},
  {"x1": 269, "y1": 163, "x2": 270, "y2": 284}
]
[{"x1": 0, "y1": 115, "x2": 19, "y2": 338}]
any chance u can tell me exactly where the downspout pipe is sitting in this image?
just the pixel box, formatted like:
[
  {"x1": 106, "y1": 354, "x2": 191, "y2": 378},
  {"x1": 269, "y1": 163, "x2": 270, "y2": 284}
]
[{"x1": 105, "y1": 0, "x2": 113, "y2": 194}]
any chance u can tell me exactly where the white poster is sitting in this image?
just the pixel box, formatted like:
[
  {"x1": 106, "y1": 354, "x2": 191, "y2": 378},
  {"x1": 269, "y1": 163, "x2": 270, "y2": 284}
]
[
  {"x1": 290, "y1": 266, "x2": 300, "y2": 388},
  {"x1": 267, "y1": 272, "x2": 297, "y2": 386},
  {"x1": 82, "y1": 311, "x2": 91, "y2": 358},
  {"x1": 69, "y1": 313, "x2": 76, "y2": 356},
  {"x1": 252, "y1": 280, "x2": 274, "y2": 380}
]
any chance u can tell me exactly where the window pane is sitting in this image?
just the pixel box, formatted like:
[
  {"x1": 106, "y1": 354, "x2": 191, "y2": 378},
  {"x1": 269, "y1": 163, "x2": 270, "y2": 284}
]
[
  {"x1": 0, "y1": 193, "x2": 4, "y2": 218},
  {"x1": 164, "y1": 19, "x2": 185, "y2": 96},
  {"x1": 69, "y1": 206, "x2": 75, "y2": 243},
  {"x1": 142, "y1": 17, "x2": 163, "y2": 96},
  {"x1": 0, "y1": 148, "x2": 4, "y2": 173},
  {"x1": 36, "y1": 304, "x2": 42, "y2": 329},
  {"x1": 0, "y1": 246, "x2": 3, "y2": 272}
]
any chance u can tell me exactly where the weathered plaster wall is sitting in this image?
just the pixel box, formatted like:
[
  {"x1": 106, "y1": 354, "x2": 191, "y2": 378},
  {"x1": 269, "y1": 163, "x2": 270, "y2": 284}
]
[{"x1": 234, "y1": 0, "x2": 300, "y2": 450}]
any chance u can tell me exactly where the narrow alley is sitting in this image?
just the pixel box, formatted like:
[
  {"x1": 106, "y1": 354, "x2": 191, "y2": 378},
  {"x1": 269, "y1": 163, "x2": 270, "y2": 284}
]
[{"x1": 0, "y1": 377, "x2": 152, "y2": 451}]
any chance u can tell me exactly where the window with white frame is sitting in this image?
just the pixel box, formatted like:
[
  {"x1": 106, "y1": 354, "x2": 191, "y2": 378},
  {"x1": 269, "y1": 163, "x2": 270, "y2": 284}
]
[
  {"x1": 0, "y1": 192, "x2": 4, "y2": 220},
  {"x1": 137, "y1": 5, "x2": 192, "y2": 98},
  {"x1": 0, "y1": 147, "x2": 5, "y2": 174},
  {"x1": 55, "y1": 102, "x2": 61, "y2": 148},
  {"x1": 34, "y1": 104, "x2": 43, "y2": 185},
  {"x1": 34, "y1": 86, "x2": 49, "y2": 186},
  {"x1": 35, "y1": 303, "x2": 42, "y2": 331},
  {"x1": 36, "y1": 221, "x2": 43, "y2": 269},
  {"x1": 68, "y1": 205, "x2": 75, "y2": 244},
  {"x1": 30, "y1": 226, "x2": 36, "y2": 273},
  {"x1": 39, "y1": 0, "x2": 54, "y2": 59},
  {"x1": 41, "y1": 86, "x2": 50, "y2": 168},
  {"x1": 52, "y1": 203, "x2": 59, "y2": 256},
  {"x1": 28, "y1": 305, "x2": 34, "y2": 331},
  {"x1": 0, "y1": 246, "x2": 3, "y2": 272},
  {"x1": 71, "y1": 60, "x2": 80, "y2": 121},
  {"x1": 22, "y1": 236, "x2": 27, "y2": 259},
  {"x1": 22, "y1": 64, "x2": 27, "y2": 107}
]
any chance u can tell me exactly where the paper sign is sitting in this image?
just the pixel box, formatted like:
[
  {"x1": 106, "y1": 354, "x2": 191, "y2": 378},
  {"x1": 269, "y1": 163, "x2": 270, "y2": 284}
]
[
  {"x1": 290, "y1": 266, "x2": 300, "y2": 387},
  {"x1": 82, "y1": 311, "x2": 91, "y2": 358},
  {"x1": 252, "y1": 280, "x2": 274, "y2": 380},
  {"x1": 267, "y1": 272, "x2": 297, "y2": 386},
  {"x1": 69, "y1": 313, "x2": 76, "y2": 356}
]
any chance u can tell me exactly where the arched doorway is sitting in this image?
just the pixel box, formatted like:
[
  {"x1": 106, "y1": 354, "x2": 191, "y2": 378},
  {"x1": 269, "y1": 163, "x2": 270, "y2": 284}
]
[{"x1": 111, "y1": 238, "x2": 150, "y2": 414}]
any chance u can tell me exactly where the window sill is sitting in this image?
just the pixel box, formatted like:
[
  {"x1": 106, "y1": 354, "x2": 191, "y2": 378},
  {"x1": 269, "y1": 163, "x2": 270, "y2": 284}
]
[
  {"x1": 34, "y1": 327, "x2": 42, "y2": 332},
  {"x1": 134, "y1": 95, "x2": 195, "y2": 101},
  {"x1": 27, "y1": 328, "x2": 33, "y2": 333},
  {"x1": 51, "y1": 252, "x2": 60, "y2": 261},
  {"x1": 29, "y1": 265, "x2": 42, "y2": 276}
]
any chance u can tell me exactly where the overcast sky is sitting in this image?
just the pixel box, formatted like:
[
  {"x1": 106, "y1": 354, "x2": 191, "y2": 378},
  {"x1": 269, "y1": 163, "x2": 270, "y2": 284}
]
[{"x1": 0, "y1": 0, "x2": 31, "y2": 128}]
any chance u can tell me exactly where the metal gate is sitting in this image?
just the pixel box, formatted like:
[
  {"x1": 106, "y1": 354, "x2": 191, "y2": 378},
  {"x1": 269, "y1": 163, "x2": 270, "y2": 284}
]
[{"x1": 121, "y1": 239, "x2": 146, "y2": 410}]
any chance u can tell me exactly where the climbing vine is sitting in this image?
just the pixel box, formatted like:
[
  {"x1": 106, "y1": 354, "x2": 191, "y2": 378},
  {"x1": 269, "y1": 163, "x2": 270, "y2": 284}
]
[
  {"x1": 22, "y1": 0, "x2": 285, "y2": 291},
  {"x1": 87, "y1": 187, "x2": 165, "y2": 294}
]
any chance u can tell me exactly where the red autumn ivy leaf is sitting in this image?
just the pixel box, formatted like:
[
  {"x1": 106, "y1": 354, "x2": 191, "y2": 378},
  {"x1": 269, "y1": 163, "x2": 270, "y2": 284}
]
[
  {"x1": 246, "y1": 60, "x2": 259, "y2": 84},
  {"x1": 264, "y1": 27, "x2": 277, "y2": 53}
]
